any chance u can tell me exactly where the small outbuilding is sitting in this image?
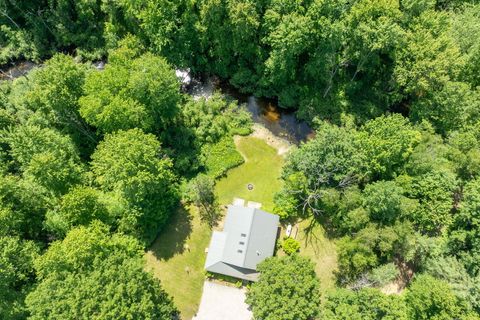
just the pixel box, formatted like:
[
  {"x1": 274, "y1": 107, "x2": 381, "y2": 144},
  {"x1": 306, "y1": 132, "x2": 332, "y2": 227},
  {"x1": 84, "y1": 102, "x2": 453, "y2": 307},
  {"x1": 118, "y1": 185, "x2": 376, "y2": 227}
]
[{"x1": 204, "y1": 205, "x2": 279, "y2": 281}]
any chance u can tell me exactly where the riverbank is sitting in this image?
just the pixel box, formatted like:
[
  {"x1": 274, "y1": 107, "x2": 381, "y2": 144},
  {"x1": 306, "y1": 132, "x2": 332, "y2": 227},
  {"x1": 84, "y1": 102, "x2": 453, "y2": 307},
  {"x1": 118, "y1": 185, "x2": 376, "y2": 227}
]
[{"x1": 243, "y1": 123, "x2": 293, "y2": 157}]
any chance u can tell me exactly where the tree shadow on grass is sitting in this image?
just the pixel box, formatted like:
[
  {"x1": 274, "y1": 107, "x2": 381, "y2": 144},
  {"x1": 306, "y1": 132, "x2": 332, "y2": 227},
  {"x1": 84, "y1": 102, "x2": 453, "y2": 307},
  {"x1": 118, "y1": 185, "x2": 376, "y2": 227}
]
[
  {"x1": 301, "y1": 216, "x2": 337, "y2": 255},
  {"x1": 149, "y1": 206, "x2": 193, "y2": 261}
]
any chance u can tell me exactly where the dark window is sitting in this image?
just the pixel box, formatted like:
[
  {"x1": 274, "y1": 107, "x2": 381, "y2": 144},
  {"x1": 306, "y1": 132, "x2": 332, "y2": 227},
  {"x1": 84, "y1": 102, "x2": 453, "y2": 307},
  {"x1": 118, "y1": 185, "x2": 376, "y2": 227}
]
[
  {"x1": 239, "y1": 241, "x2": 245, "y2": 245},
  {"x1": 241, "y1": 233, "x2": 246, "y2": 237},
  {"x1": 237, "y1": 249, "x2": 243, "y2": 253}
]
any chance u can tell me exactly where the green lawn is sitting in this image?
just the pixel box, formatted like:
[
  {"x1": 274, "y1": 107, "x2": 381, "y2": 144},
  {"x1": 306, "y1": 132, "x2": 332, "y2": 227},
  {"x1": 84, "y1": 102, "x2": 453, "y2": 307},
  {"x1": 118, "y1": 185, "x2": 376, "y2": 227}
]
[
  {"x1": 145, "y1": 206, "x2": 211, "y2": 320},
  {"x1": 296, "y1": 218, "x2": 338, "y2": 291},
  {"x1": 145, "y1": 136, "x2": 284, "y2": 319},
  {"x1": 215, "y1": 136, "x2": 284, "y2": 211},
  {"x1": 145, "y1": 136, "x2": 337, "y2": 318}
]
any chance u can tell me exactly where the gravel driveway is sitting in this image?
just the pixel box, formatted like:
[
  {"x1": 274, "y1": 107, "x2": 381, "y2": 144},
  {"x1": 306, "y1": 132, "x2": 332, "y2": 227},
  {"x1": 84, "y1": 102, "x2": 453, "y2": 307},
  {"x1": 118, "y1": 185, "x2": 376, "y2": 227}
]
[{"x1": 192, "y1": 281, "x2": 252, "y2": 320}]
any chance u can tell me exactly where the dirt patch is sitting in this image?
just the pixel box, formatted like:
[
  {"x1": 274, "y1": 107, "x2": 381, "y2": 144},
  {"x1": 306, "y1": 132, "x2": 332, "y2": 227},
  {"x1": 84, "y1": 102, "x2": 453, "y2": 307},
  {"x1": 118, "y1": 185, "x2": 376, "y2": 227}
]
[
  {"x1": 380, "y1": 281, "x2": 405, "y2": 295},
  {"x1": 246, "y1": 124, "x2": 293, "y2": 156}
]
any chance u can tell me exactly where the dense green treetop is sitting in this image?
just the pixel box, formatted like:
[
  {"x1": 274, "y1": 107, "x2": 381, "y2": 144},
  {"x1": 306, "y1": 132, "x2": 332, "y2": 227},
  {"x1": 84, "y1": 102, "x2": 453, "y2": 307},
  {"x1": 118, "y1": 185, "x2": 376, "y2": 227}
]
[
  {"x1": 90, "y1": 128, "x2": 178, "y2": 243},
  {"x1": 80, "y1": 43, "x2": 181, "y2": 134},
  {"x1": 26, "y1": 224, "x2": 177, "y2": 320},
  {"x1": 246, "y1": 255, "x2": 320, "y2": 320}
]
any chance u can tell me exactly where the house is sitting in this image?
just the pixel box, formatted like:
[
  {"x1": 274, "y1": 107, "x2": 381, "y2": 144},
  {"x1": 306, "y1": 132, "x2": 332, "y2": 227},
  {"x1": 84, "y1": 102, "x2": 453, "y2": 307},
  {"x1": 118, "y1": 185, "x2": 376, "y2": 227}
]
[{"x1": 204, "y1": 205, "x2": 280, "y2": 281}]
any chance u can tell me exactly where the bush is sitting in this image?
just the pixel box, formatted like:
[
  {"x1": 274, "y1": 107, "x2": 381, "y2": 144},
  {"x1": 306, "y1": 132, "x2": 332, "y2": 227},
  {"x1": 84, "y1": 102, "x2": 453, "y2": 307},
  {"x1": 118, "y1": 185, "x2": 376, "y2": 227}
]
[
  {"x1": 282, "y1": 237, "x2": 300, "y2": 255},
  {"x1": 367, "y1": 263, "x2": 399, "y2": 287},
  {"x1": 202, "y1": 136, "x2": 244, "y2": 178}
]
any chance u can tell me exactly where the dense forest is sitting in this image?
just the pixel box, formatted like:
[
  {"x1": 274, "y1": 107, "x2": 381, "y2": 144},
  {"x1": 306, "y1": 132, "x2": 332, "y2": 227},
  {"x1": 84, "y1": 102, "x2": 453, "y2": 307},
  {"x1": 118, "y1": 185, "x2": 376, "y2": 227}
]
[{"x1": 1, "y1": 0, "x2": 480, "y2": 319}]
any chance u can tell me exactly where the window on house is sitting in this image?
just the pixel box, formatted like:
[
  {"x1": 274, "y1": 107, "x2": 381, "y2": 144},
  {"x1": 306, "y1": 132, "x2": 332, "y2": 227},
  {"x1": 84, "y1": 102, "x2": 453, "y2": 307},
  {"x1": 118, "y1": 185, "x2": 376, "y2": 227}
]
[
  {"x1": 237, "y1": 249, "x2": 243, "y2": 253},
  {"x1": 240, "y1": 233, "x2": 246, "y2": 237}
]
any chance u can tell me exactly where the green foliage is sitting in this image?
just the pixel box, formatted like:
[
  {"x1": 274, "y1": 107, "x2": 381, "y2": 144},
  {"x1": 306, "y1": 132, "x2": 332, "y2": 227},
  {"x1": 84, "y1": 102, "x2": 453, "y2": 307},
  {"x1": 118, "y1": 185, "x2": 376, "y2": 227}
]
[
  {"x1": 424, "y1": 256, "x2": 480, "y2": 312},
  {"x1": 363, "y1": 181, "x2": 409, "y2": 225},
  {"x1": 405, "y1": 274, "x2": 466, "y2": 320},
  {"x1": 281, "y1": 237, "x2": 301, "y2": 255},
  {"x1": 337, "y1": 227, "x2": 379, "y2": 282},
  {"x1": 246, "y1": 255, "x2": 321, "y2": 320},
  {"x1": 26, "y1": 224, "x2": 178, "y2": 319},
  {"x1": 0, "y1": 175, "x2": 50, "y2": 239},
  {"x1": 321, "y1": 288, "x2": 407, "y2": 320},
  {"x1": 284, "y1": 121, "x2": 364, "y2": 189},
  {"x1": 2, "y1": 124, "x2": 84, "y2": 195},
  {"x1": 407, "y1": 169, "x2": 457, "y2": 235},
  {"x1": 184, "y1": 174, "x2": 221, "y2": 228},
  {"x1": 367, "y1": 263, "x2": 400, "y2": 287},
  {"x1": 273, "y1": 172, "x2": 308, "y2": 221},
  {"x1": 359, "y1": 114, "x2": 421, "y2": 179},
  {"x1": 450, "y1": 177, "x2": 480, "y2": 274},
  {"x1": 0, "y1": 236, "x2": 39, "y2": 320},
  {"x1": 337, "y1": 223, "x2": 417, "y2": 282},
  {"x1": 80, "y1": 43, "x2": 180, "y2": 134},
  {"x1": 90, "y1": 129, "x2": 178, "y2": 244},
  {"x1": 45, "y1": 186, "x2": 112, "y2": 238},
  {"x1": 201, "y1": 136, "x2": 244, "y2": 178},
  {"x1": 182, "y1": 94, "x2": 252, "y2": 144},
  {"x1": 0, "y1": 26, "x2": 39, "y2": 65}
]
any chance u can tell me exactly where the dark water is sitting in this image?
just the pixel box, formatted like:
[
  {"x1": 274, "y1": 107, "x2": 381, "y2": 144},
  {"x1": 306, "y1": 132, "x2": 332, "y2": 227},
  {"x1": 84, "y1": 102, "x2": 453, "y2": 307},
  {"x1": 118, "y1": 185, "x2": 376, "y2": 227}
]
[
  {"x1": 0, "y1": 61, "x2": 37, "y2": 80},
  {"x1": 189, "y1": 77, "x2": 314, "y2": 144}
]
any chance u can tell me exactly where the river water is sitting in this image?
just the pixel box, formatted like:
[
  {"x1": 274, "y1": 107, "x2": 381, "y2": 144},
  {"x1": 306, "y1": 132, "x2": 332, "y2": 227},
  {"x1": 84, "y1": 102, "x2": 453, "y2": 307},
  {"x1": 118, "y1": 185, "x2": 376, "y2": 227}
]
[
  {"x1": 0, "y1": 61, "x2": 37, "y2": 80},
  {"x1": 188, "y1": 76, "x2": 313, "y2": 144}
]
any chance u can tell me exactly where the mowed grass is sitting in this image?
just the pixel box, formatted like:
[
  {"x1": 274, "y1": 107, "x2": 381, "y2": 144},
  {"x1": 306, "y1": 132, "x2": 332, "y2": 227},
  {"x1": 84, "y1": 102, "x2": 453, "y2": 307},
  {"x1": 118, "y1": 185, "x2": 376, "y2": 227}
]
[
  {"x1": 145, "y1": 206, "x2": 211, "y2": 320},
  {"x1": 215, "y1": 136, "x2": 284, "y2": 211},
  {"x1": 144, "y1": 137, "x2": 284, "y2": 319},
  {"x1": 144, "y1": 136, "x2": 336, "y2": 319},
  {"x1": 296, "y1": 218, "x2": 338, "y2": 291}
]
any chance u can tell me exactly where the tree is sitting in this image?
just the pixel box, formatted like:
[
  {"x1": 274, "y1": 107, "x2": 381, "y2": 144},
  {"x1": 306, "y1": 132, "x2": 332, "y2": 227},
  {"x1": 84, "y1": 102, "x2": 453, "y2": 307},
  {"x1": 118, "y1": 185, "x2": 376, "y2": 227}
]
[
  {"x1": 394, "y1": 11, "x2": 463, "y2": 99},
  {"x1": 185, "y1": 174, "x2": 220, "y2": 228},
  {"x1": 359, "y1": 114, "x2": 421, "y2": 179},
  {"x1": 79, "y1": 42, "x2": 181, "y2": 134},
  {"x1": 45, "y1": 186, "x2": 112, "y2": 238},
  {"x1": 337, "y1": 226, "x2": 379, "y2": 282},
  {"x1": 425, "y1": 256, "x2": 480, "y2": 312},
  {"x1": 321, "y1": 287, "x2": 407, "y2": 320},
  {"x1": 363, "y1": 181, "x2": 406, "y2": 225},
  {"x1": 246, "y1": 255, "x2": 320, "y2": 320},
  {"x1": 405, "y1": 274, "x2": 465, "y2": 320},
  {"x1": 3, "y1": 125, "x2": 85, "y2": 195},
  {"x1": 450, "y1": 177, "x2": 480, "y2": 274},
  {"x1": 0, "y1": 236, "x2": 39, "y2": 320},
  {"x1": 21, "y1": 54, "x2": 96, "y2": 152},
  {"x1": 411, "y1": 82, "x2": 480, "y2": 135},
  {"x1": 0, "y1": 175, "x2": 50, "y2": 240},
  {"x1": 407, "y1": 168, "x2": 457, "y2": 235},
  {"x1": 90, "y1": 128, "x2": 178, "y2": 243},
  {"x1": 284, "y1": 121, "x2": 364, "y2": 190},
  {"x1": 281, "y1": 237, "x2": 301, "y2": 255},
  {"x1": 367, "y1": 263, "x2": 400, "y2": 287},
  {"x1": 26, "y1": 224, "x2": 178, "y2": 320}
]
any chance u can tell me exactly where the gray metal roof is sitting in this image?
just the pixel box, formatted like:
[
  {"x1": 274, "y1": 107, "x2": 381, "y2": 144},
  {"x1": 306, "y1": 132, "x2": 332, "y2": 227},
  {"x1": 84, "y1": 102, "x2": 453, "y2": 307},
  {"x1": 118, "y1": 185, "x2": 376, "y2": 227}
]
[{"x1": 205, "y1": 205, "x2": 279, "y2": 281}]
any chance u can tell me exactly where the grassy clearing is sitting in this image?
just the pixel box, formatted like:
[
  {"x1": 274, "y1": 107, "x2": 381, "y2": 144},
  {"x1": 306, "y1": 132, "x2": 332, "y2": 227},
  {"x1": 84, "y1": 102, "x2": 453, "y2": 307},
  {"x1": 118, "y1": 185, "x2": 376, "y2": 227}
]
[
  {"x1": 145, "y1": 206, "x2": 211, "y2": 320},
  {"x1": 215, "y1": 136, "x2": 284, "y2": 211},
  {"x1": 296, "y1": 218, "x2": 338, "y2": 291},
  {"x1": 145, "y1": 136, "x2": 336, "y2": 319}
]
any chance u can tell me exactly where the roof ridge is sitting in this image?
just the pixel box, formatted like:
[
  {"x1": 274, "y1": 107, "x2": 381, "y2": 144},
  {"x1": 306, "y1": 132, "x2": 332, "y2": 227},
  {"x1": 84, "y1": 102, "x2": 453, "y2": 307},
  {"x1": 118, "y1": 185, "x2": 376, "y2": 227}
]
[{"x1": 239, "y1": 207, "x2": 256, "y2": 267}]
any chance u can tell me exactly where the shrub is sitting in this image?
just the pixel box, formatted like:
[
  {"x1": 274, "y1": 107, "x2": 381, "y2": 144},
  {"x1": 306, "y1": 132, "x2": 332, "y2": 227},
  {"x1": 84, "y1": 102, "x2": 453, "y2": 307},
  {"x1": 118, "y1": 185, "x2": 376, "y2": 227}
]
[
  {"x1": 202, "y1": 136, "x2": 244, "y2": 178},
  {"x1": 282, "y1": 237, "x2": 300, "y2": 255}
]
